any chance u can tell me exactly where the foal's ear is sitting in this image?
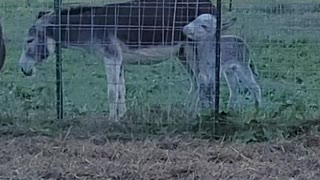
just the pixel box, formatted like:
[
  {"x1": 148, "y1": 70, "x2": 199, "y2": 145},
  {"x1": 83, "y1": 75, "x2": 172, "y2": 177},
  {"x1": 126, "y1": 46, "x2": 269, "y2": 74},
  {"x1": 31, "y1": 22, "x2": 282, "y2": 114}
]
[
  {"x1": 221, "y1": 17, "x2": 237, "y2": 31},
  {"x1": 37, "y1": 11, "x2": 51, "y2": 19}
]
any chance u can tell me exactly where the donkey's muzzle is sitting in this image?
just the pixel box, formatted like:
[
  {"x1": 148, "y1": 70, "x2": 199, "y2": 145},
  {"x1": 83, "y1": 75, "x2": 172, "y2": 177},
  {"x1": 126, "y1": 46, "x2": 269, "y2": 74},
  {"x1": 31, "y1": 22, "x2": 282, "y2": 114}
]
[{"x1": 21, "y1": 68, "x2": 32, "y2": 76}]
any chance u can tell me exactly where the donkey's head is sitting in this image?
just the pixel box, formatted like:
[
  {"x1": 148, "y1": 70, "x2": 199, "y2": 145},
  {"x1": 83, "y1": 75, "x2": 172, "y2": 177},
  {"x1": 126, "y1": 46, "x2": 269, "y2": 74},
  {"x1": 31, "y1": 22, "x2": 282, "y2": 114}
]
[
  {"x1": 183, "y1": 14, "x2": 237, "y2": 41},
  {"x1": 19, "y1": 11, "x2": 56, "y2": 76}
]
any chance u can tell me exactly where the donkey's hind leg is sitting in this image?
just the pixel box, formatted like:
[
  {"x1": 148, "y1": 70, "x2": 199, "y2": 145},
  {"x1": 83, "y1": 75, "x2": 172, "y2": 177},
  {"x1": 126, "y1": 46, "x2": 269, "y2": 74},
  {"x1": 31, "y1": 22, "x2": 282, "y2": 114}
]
[{"x1": 103, "y1": 40, "x2": 126, "y2": 121}]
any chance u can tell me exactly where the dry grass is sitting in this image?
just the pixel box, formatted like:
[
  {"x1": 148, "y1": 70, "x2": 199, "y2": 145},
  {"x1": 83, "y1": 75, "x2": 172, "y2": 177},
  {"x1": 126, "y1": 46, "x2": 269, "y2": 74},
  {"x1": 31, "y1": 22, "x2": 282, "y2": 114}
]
[{"x1": 0, "y1": 134, "x2": 320, "y2": 180}]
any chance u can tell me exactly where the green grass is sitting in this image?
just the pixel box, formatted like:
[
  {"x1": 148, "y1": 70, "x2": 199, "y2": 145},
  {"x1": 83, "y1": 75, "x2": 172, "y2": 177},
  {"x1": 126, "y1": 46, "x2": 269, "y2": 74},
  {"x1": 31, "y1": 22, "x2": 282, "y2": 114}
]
[{"x1": 1, "y1": 0, "x2": 320, "y2": 141}]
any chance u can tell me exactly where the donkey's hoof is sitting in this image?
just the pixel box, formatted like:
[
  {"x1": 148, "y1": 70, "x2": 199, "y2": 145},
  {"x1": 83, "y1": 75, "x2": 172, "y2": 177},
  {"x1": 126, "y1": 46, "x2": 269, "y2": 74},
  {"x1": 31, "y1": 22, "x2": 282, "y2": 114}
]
[{"x1": 108, "y1": 114, "x2": 120, "y2": 122}]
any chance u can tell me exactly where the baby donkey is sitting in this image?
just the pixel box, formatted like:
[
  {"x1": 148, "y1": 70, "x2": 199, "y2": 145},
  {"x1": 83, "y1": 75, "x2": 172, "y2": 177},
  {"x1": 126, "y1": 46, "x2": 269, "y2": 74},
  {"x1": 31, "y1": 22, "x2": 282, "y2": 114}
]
[{"x1": 183, "y1": 14, "x2": 261, "y2": 112}]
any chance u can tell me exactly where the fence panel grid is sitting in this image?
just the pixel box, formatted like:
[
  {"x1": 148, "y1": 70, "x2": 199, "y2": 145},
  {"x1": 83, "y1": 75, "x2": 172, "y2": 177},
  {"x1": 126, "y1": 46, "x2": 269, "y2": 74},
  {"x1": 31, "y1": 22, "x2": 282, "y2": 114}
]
[{"x1": 0, "y1": 0, "x2": 320, "y2": 140}]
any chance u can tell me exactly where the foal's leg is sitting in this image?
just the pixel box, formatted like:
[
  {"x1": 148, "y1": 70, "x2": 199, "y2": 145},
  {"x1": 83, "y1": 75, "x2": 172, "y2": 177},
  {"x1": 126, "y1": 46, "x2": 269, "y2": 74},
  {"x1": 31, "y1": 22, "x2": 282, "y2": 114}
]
[
  {"x1": 197, "y1": 64, "x2": 215, "y2": 112},
  {"x1": 103, "y1": 40, "x2": 126, "y2": 121},
  {"x1": 235, "y1": 64, "x2": 262, "y2": 109},
  {"x1": 239, "y1": 59, "x2": 258, "y2": 96},
  {"x1": 198, "y1": 74, "x2": 214, "y2": 111},
  {"x1": 223, "y1": 69, "x2": 240, "y2": 111}
]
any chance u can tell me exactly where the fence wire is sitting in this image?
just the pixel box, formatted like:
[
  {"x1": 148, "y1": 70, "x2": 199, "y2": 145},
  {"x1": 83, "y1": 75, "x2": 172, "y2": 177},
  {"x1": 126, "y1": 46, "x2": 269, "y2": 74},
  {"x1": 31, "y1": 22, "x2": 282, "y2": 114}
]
[{"x1": 1, "y1": 0, "x2": 320, "y2": 140}]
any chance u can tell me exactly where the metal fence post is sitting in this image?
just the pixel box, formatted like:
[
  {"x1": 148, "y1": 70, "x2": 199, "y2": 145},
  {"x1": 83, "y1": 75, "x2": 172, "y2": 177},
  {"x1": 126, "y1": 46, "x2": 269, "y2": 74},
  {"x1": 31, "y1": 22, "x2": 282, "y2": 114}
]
[
  {"x1": 214, "y1": 0, "x2": 222, "y2": 135},
  {"x1": 54, "y1": 0, "x2": 63, "y2": 119}
]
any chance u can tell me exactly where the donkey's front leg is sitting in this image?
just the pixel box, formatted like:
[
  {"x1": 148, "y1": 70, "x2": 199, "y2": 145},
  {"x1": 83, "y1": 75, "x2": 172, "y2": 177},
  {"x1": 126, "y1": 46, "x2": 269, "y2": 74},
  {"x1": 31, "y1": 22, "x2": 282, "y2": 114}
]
[
  {"x1": 104, "y1": 59, "x2": 122, "y2": 121},
  {"x1": 118, "y1": 63, "x2": 126, "y2": 117},
  {"x1": 103, "y1": 41, "x2": 126, "y2": 121}
]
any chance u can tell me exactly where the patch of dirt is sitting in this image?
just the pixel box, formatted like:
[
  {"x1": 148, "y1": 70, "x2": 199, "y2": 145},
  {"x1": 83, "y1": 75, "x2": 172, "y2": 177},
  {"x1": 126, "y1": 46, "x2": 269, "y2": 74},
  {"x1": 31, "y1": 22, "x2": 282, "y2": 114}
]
[{"x1": 0, "y1": 134, "x2": 320, "y2": 180}]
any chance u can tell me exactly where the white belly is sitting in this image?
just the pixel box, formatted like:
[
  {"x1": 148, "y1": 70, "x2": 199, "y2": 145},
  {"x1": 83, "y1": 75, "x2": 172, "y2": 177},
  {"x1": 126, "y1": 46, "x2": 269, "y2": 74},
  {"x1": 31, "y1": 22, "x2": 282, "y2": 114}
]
[{"x1": 122, "y1": 44, "x2": 182, "y2": 65}]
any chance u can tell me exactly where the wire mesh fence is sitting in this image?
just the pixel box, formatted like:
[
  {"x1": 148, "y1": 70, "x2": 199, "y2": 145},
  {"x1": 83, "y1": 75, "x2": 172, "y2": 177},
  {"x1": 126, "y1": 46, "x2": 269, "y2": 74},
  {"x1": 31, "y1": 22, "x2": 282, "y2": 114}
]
[{"x1": 1, "y1": 0, "x2": 320, "y2": 140}]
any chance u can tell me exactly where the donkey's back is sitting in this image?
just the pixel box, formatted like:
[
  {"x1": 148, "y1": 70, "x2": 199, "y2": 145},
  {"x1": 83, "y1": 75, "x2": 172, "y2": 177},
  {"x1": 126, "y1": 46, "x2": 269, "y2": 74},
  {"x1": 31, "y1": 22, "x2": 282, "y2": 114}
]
[
  {"x1": 220, "y1": 35, "x2": 250, "y2": 67},
  {"x1": 46, "y1": 0, "x2": 215, "y2": 48}
]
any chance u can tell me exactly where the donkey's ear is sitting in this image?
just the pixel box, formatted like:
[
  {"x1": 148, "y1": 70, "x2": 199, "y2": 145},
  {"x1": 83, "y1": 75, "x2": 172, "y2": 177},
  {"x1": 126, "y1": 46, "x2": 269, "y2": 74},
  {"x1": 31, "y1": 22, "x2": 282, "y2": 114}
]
[
  {"x1": 37, "y1": 11, "x2": 51, "y2": 19},
  {"x1": 221, "y1": 17, "x2": 237, "y2": 31}
]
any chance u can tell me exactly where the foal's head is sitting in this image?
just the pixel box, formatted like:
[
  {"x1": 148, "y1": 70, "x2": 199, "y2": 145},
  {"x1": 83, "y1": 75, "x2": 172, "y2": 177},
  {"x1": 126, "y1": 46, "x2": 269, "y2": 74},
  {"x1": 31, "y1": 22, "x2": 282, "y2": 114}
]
[
  {"x1": 183, "y1": 14, "x2": 237, "y2": 41},
  {"x1": 19, "y1": 11, "x2": 55, "y2": 76}
]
